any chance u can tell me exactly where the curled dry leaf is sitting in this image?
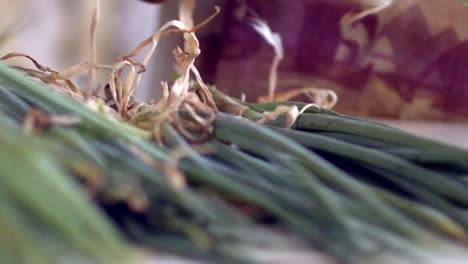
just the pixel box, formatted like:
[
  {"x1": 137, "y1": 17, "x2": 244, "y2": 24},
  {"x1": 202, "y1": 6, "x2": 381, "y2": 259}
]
[
  {"x1": 1, "y1": 0, "x2": 222, "y2": 197},
  {"x1": 250, "y1": 17, "x2": 338, "y2": 126},
  {"x1": 250, "y1": 18, "x2": 283, "y2": 103},
  {"x1": 86, "y1": 0, "x2": 100, "y2": 98},
  {"x1": 341, "y1": 0, "x2": 393, "y2": 26},
  {"x1": 1, "y1": 0, "x2": 221, "y2": 141},
  {"x1": 163, "y1": 144, "x2": 214, "y2": 191},
  {"x1": 69, "y1": 161, "x2": 106, "y2": 196},
  {"x1": 256, "y1": 102, "x2": 324, "y2": 128},
  {"x1": 256, "y1": 105, "x2": 299, "y2": 128},
  {"x1": 23, "y1": 109, "x2": 81, "y2": 134},
  {"x1": 164, "y1": 146, "x2": 191, "y2": 191},
  {"x1": 128, "y1": 142, "x2": 188, "y2": 191},
  {"x1": 257, "y1": 87, "x2": 338, "y2": 109},
  {"x1": 209, "y1": 86, "x2": 249, "y2": 116},
  {"x1": 250, "y1": 17, "x2": 338, "y2": 111},
  {"x1": 0, "y1": 52, "x2": 114, "y2": 99},
  {"x1": 113, "y1": 182, "x2": 150, "y2": 213},
  {"x1": 122, "y1": 3, "x2": 220, "y2": 142},
  {"x1": 250, "y1": 19, "x2": 284, "y2": 59}
]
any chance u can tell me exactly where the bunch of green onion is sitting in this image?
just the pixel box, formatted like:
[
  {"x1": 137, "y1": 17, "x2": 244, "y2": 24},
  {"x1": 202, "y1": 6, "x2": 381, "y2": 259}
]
[{"x1": 0, "y1": 63, "x2": 468, "y2": 263}]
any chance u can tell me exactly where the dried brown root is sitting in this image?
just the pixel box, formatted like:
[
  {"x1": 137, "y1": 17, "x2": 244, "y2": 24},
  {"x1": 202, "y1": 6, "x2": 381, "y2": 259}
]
[
  {"x1": 86, "y1": 0, "x2": 101, "y2": 98},
  {"x1": 250, "y1": 17, "x2": 338, "y2": 114},
  {"x1": 112, "y1": 182, "x2": 150, "y2": 213},
  {"x1": 1, "y1": 53, "x2": 115, "y2": 99},
  {"x1": 103, "y1": 4, "x2": 220, "y2": 128},
  {"x1": 255, "y1": 103, "x2": 319, "y2": 128},
  {"x1": 163, "y1": 142, "x2": 214, "y2": 191},
  {"x1": 341, "y1": 0, "x2": 393, "y2": 26},
  {"x1": 248, "y1": 15, "x2": 338, "y2": 127},
  {"x1": 250, "y1": 18, "x2": 283, "y2": 103},
  {"x1": 68, "y1": 161, "x2": 106, "y2": 197},
  {"x1": 118, "y1": 4, "x2": 220, "y2": 142},
  {"x1": 22, "y1": 109, "x2": 81, "y2": 134},
  {"x1": 257, "y1": 87, "x2": 338, "y2": 109},
  {"x1": 2, "y1": 0, "x2": 221, "y2": 144}
]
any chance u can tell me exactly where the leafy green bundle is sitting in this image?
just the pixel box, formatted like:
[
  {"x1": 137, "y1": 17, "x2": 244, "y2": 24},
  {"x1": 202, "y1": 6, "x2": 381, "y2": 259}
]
[{"x1": 1, "y1": 63, "x2": 468, "y2": 263}]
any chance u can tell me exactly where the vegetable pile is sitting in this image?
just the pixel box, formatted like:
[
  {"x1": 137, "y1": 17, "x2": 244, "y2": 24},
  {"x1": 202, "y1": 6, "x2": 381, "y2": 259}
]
[{"x1": 1, "y1": 1, "x2": 468, "y2": 263}]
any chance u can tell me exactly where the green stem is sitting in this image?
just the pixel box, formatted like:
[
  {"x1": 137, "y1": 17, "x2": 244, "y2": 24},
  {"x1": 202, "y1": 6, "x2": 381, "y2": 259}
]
[
  {"x1": 269, "y1": 126, "x2": 468, "y2": 206},
  {"x1": 214, "y1": 113, "x2": 424, "y2": 240}
]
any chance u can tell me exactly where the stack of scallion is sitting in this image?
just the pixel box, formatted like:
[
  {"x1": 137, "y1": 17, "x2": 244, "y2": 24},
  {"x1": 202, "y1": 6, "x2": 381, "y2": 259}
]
[{"x1": 0, "y1": 62, "x2": 468, "y2": 264}]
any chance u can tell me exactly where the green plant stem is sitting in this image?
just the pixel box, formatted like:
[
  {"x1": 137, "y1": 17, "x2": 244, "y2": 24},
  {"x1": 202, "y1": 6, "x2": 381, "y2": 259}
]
[
  {"x1": 268, "y1": 126, "x2": 468, "y2": 206},
  {"x1": 214, "y1": 113, "x2": 424, "y2": 240}
]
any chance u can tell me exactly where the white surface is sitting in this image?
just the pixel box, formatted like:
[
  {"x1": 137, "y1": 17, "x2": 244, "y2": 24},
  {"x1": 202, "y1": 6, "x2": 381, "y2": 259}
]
[{"x1": 375, "y1": 119, "x2": 468, "y2": 149}]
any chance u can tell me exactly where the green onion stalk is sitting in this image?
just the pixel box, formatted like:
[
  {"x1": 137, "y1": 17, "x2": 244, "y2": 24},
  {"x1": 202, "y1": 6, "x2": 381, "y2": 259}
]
[{"x1": 1, "y1": 64, "x2": 468, "y2": 263}]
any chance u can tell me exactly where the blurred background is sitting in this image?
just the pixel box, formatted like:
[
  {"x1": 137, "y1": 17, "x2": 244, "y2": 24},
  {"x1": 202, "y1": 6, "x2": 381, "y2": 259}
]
[
  {"x1": 0, "y1": 0, "x2": 226, "y2": 100},
  {"x1": 0, "y1": 0, "x2": 168, "y2": 100},
  {"x1": 0, "y1": 0, "x2": 467, "y2": 146}
]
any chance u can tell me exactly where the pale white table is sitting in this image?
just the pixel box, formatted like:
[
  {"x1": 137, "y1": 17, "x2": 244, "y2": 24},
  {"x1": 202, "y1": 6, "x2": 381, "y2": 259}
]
[{"x1": 376, "y1": 120, "x2": 468, "y2": 149}]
